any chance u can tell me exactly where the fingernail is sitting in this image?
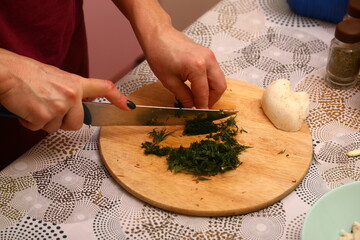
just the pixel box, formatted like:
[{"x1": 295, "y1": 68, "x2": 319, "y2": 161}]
[{"x1": 127, "y1": 100, "x2": 136, "y2": 110}]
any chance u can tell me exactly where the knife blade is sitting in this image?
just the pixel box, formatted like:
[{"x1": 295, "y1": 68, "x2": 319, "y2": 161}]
[
  {"x1": 83, "y1": 102, "x2": 238, "y2": 126},
  {"x1": 0, "y1": 102, "x2": 238, "y2": 126}
]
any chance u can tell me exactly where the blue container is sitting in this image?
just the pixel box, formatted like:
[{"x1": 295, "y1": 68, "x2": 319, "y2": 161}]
[{"x1": 287, "y1": 0, "x2": 349, "y2": 23}]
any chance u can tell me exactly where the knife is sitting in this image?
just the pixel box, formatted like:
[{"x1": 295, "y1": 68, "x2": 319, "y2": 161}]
[{"x1": 0, "y1": 102, "x2": 238, "y2": 126}]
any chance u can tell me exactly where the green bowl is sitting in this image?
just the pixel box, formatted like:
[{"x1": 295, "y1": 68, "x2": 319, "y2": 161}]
[{"x1": 302, "y1": 181, "x2": 360, "y2": 240}]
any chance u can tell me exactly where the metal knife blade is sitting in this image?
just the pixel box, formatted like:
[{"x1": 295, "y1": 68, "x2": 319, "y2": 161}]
[{"x1": 83, "y1": 102, "x2": 238, "y2": 126}]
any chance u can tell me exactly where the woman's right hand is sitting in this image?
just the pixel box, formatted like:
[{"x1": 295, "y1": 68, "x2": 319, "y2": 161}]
[{"x1": 0, "y1": 48, "x2": 132, "y2": 133}]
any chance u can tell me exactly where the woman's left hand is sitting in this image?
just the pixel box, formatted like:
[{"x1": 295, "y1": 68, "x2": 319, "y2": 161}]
[{"x1": 145, "y1": 26, "x2": 226, "y2": 109}]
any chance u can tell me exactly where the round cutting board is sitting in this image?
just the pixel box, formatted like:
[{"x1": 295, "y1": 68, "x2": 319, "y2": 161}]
[{"x1": 99, "y1": 78, "x2": 313, "y2": 216}]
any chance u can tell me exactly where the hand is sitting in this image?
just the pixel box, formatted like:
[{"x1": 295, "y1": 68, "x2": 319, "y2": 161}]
[
  {"x1": 145, "y1": 26, "x2": 227, "y2": 109},
  {"x1": 112, "y1": 0, "x2": 226, "y2": 109},
  {"x1": 0, "y1": 49, "x2": 132, "y2": 133}
]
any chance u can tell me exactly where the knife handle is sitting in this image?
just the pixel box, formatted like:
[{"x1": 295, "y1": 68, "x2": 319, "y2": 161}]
[
  {"x1": 0, "y1": 106, "x2": 18, "y2": 118},
  {"x1": 0, "y1": 103, "x2": 92, "y2": 125},
  {"x1": 82, "y1": 103, "x2": 92, "y2": 125}
]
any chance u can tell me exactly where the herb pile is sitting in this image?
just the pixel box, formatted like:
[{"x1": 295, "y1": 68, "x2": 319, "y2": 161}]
[{"x1": 141, "y1": 115, "x2": 250, "y2": 178}]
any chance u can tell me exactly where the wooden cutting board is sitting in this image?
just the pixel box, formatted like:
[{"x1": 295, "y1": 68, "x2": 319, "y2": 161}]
[{"x1": 99, "y1": 78, "x2": 313, "y2": 216}]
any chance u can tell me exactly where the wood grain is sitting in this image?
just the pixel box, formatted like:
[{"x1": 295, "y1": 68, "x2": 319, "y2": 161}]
[{"x1": 99, "y1": 78, "x2": 313, "y2": 216}]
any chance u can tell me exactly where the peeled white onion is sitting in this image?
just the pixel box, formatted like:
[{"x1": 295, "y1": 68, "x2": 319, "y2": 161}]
[{"x1": 261, "y1": 79, "x2": 309, "y2": 132}]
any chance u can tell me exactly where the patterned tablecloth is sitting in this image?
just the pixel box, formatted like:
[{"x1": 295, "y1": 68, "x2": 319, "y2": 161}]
[{"x1": 1, "y1": 0, "x2": 359, "y2": 239}]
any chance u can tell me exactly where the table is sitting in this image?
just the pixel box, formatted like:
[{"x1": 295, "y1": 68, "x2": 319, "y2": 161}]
[{"x1": 1, "y1": 0, "x2": 359, "y2": 239}]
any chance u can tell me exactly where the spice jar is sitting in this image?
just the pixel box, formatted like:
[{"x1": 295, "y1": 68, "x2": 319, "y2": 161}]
[
  {"x1": 344, "y1": 0, "x2": 360, "y2": 20},
  {"x1": 325, "y1": 19, "x2": 360, "y2": 89}
]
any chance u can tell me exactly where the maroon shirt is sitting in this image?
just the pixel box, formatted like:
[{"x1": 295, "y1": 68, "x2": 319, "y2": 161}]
[
  {"x1": 0, "y1": 0, "x2": 88, "y2": 75},
  {"x1": 0, "y1": 0, "x2": 89, "y2": 165}
]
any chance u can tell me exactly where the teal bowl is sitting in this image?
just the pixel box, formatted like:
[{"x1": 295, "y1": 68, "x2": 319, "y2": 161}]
[{"x1": 302, "y1": 181, "x2": 360, "y2": 239}]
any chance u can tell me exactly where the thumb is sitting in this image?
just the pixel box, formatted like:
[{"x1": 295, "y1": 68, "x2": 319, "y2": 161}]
[{"x1": 82, "y1": 78, "x2": 136, "y2": 110}]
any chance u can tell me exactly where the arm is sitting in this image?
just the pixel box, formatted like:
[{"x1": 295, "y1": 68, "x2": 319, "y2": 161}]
[
  {"x1": 0, "y1": 48, "x2": 133, "y2": 133},
  {"x1": 112, "y1": 0, "x2": 226, "y2": 109}
]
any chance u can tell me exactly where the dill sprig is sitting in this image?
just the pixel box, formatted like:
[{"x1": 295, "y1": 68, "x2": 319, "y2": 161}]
[
  {"x1": 148, "y1": 128, "x2": 173, "y2": 144},
  {"x1": 141, "y1": 129, "x2": 173, "y2": 156}
]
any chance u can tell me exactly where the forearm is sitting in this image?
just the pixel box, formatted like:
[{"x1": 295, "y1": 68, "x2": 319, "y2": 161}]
[
  {"x1": 111, "y1": 0, "x2": 172, "y2": 53},
  {"x1": 111, "y1": 0, "x2": 226, "y2": 109}
]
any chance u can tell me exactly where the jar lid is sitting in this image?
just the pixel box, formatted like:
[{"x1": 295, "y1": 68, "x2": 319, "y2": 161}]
[
  {"x1": 335, "y1": 19, "x2": 360, "y2": 43},
  {"x1": 348, "y1": 0, "x2": 360, "y2": 18}
]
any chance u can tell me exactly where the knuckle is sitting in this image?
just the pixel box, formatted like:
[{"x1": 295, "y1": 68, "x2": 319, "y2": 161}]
[
  {"x1": 51, "y1": 101, "x2": 68, "y2": 115},
  {"x1": 205, "y1": 49, "x2": 216, "y2": 60},
  {"x1": 191, "y1": 58, "x2": 207, "y2": 71},
  {"x1": 69, "y1": 73, "x2": 83, "y2": 85},
  {"x1": 219, "y1": 80, "x2": 227, "y2": 93},
  {"x1": 40, "y1": 112, "x2": 53, "y2": 123},
  {"x1": 25, "y1": 111, "x2": 51, "y2": 127},
  {"x1": 19, "y1": 119, "x2": 41, "y2": 131},
  {"x1": 103, "y1": 80, "x2": 116, "y2": 91},
  {"x1": 63, "y1": 88, "x2": 78, "y2": 103},
  {"x1": 67, "y1": 74, "x2": 83, "y2": 98}
]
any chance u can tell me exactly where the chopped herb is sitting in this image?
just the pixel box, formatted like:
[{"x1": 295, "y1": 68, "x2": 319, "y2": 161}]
[
  {"x1": 194, "y1": 177, "x2": 210, "y2": 181},
  {"x1": 141, "y1": 115, "x2": 251, "y2": 178},
  {"x1": 183, "y1": 115, "x2": 219, "y2": 136},
  {"x1": 277, "y1": 149, "x2": 286, "y2": 155},
  {"x1": 240, "y1": 128, "x2": 248, "y2": 133},
  {"x1": 174, "y1": 108, "x2": 185, "y2": 118},
  {"x1": 141, "y1": 129, "x2": 173, "y2": 156},
  {"x1": 148, "y1": 128, "x2": 173, "y2": 144},
  {"x1": 166, "y1": 139, "x2": 245, "y2": 176}
]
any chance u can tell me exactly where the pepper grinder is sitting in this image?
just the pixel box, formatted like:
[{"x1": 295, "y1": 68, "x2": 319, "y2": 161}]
[{"x1": 325, "y1": 19, "x2": 360, "y2": 89}]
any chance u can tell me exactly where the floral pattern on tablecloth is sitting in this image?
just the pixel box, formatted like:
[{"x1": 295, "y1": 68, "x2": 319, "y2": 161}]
[
  {"x1": 219, "y1": 27, "x2": 328, "y2": 87},
  {"x1": 295, "y1": 67, "x2": 360, "y2": 142},
  {"x1": 0, "y1": 175, "x2": 37, "y2": 229},
  {"x1": 314, "y1": 133, "x2": 360, "y2": 189},
  {"x1": 1, "y1": 126, "x2": 96, "y2": 176},
  {"x1": 0, "y1": 217, "x2": 67, "y2": 239}
]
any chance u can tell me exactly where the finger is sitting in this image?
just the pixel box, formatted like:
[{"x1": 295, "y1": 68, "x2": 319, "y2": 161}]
[
  {"x1": 60, "y1": 101, "x2": 84, "y2": 131},
  {"x1": 187, "y1": 71, "x2": 209, "y2": 109},
  {"x1": 206, "y1": 64, "x2": 227, "y2": 108},
  {"x1": 82, "y1": 78, "x2": 130, "y2": 110},
  {"x1": 160, "y1": 77, "x2": 194, "y2": 108},
  {"x1": 18, "y1": 118, "x2": 44, "y2": 132},
  {"x1": 41, "y1": 117, "x2": 64, "y2": 133},
  {"x1": 18, "y1": 107, "x2": 50, "y2": 131}
]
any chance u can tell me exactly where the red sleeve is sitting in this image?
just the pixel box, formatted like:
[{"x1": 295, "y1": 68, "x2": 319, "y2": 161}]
[{"x1": 0, "y1": 0, "x2": 88, "y2": 76}]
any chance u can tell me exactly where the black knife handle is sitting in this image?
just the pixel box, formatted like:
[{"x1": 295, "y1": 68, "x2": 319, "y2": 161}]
[
  {"x1": 0, "y1": 106, "x2": 17, "y2": 118},
  {"x1": 0, "y1": 103, "x2": 92, "y2": 125},
  {"x1": 82, "y1": 103, "x2": 92, "y2": 125}
]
